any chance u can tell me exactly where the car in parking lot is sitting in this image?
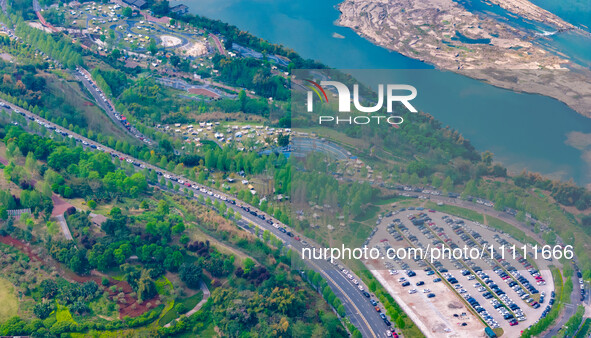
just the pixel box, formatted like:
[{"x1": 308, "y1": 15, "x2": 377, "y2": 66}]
[{"x1": 427, "y1": 293, "x2": 436, "y2": 298}]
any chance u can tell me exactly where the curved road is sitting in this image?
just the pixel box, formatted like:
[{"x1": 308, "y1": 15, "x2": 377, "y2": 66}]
[{"x1": 1, "y1": 99, "x2": 388, "y2": 338}]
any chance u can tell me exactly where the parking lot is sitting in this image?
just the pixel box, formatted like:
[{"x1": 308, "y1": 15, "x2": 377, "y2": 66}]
[{"x1": 364, "y1": 207, "x2": 555, "y2": 336}]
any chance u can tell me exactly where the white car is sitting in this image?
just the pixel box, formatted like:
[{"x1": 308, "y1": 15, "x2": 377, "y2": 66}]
[
  {"x1": 409, "y1": 289, "x2": 417, "y2": 294},
  {"x1": 423, "y1": 289, "x2": 431, "y2": 293},
  {"x1": 178, "y1": 180, "x2": 185, "y2": 184}
]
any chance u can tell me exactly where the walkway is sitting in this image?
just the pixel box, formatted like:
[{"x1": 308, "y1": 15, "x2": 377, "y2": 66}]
[
  {"x1": 55, "y1": 214, "x2": 73, "y2": 240},
  {"x1": 163, "y1": 280, "x2": 210, "y2": 328}
]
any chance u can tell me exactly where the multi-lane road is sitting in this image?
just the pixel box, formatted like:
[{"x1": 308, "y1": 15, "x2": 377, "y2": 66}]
[
  {"x1": 4, "y1": 96, "x2": 585, "y2": 337},
  {"x1": 73, "y1": 67, "x2": 152, "y2": 145},
  {"x1": 1, "y1": 99, "x2": 390, "y2": 338}
]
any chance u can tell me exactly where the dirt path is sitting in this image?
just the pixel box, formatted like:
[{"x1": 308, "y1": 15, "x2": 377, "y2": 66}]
[{"x1": 51, "y1": 194, "x2": 73, "y2": 216}]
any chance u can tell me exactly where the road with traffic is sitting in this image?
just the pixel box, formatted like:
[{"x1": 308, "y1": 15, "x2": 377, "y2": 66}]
[
  {"x1": 6, "y1": 97, "x2": 584, "y2": 337},
  {"x1": 73, "y1": 67, "x2": 153, "y2": 145},
  {"x1": 1, "y1": 99, "x2": 389, "y2": 338}
]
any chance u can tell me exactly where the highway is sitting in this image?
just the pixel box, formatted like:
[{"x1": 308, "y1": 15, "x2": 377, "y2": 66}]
[
  {"x1": 73, "y1": 67, "x2": 153, "y2": 146},
  {"x1": 1, "y1": 99, "x2": 390, "y2": 338},
  {"x1": 8, "y1": 95, "x2": 583, "y2": 337},
  {"x1": 542, "y1": 268, "x2": 581, "y2": 338}
]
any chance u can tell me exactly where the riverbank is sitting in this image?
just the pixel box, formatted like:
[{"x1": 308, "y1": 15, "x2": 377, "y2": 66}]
[{"x1": 336, "y1": 0, "x2": 591, "y2": 118}]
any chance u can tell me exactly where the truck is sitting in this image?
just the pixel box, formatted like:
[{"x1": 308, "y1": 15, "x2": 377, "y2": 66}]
[{"x1": 485, "y1": 327, "x2": 497, "y2": 338}]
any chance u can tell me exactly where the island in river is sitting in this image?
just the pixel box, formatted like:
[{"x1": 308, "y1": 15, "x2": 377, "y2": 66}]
[{"x1": 336, "y1": 0, "x2": 591, "y2": 117}]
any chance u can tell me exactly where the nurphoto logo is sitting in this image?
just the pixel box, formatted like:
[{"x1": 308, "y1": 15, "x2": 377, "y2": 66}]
[{"x1": 304, "y1": 79, "x2": 417, "y2": 126}]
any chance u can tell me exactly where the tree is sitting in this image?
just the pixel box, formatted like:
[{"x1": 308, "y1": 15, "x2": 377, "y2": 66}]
[
  {"x1": 442, "y1": 176, "x2": 453, "y2": 193},
  {"x1": 25, "y1": 152, "x2": 37, "y2": 172},
  {"x1": 238, "y1": 90, "x2": 247, "y2": 111},
  {"x1": 148, "y1": 39, "x2": 158, "y2": 55},
  {"x1": 172, "y1": 221, "x2": 185, "y2": 234},
  {"x1": 175, "y1": 303, "x2": 188, "y2": 314},
  {"x1": 164, "y1": 250, "x2": 183, "y2": 271},
  {"x1": 179, "y1": 262, "x2": 202, "y2": 289},
  {"x1": 277, "y1": 133, "x2": 290, "y2": 147},
  {"x1": 122, "y1": 6, "x2": 133, "y2": 17},
  {"x1": 40, "y1": 279, "x2": 59, "y2": 298},
  {"x1": 243, "y1": 258, "x2": 255, "y2": 273},
  {"x1": 170, "y1": 55, "x2": 180, "y2": 67},
  {"x1": 137, "y1": 269, "x2": 157, "y2": 303},
  {"x1": 157, "y1": 200, "x2": 169, "y2": 215},
  {"x1": 110, "y1": 48, "x2": 122, "y2": 60},
  {"x1": 33, "y1": 302, "x2": 54, "y2": 319},
  {"x1": 87, "y1": 200, "x2": 97, "y2": 209},
  {"x1": 482, "y1": 151, "x2": 494, "y2": 165}
]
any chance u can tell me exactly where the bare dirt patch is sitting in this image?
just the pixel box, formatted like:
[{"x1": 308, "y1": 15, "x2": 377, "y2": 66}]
[
  {"x1": 160, "y1": 35, "x2": 182, "y2": 47},
  {"x1": 187, "y1": 87, "x2": 220, "y2": 98},
  {"x1": 178, "y1": 41, "x2": 207, "y2": 57}
]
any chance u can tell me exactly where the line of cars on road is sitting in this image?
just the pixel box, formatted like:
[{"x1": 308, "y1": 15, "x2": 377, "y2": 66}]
[
  {"x1": 336, "y1": 265, "x2": 399, "y2": 337},
  {"x1": 75, "y1": 67, "x2": 151, "y2": 145},
  {"x1": 7, "y1": 99, "x2": 398, "y2": 338},
  {"x1": 577, "y1": 270, "x2": 586, "y2": 301}
]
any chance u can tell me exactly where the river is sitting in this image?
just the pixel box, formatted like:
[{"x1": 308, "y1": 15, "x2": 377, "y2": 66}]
[{"x1": 179, "y1": 0, "x2": 591, "y2": 186}]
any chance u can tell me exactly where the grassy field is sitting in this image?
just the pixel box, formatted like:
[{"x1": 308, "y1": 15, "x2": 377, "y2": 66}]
[
  {"x1": 155, "y1": 276, "x2": 173, "y2": 297},
  {"x1": 486, "y1": 216, "x2": 537, "y2": 245},
  {"x1": 45, "y1": 74, "x2": 138, "y2": 144},
  {"x1": 158, "y1": 291, "x2": 204, "y2": 326},
  {"x1": 0, "y1": 278, "x2": 18, "y2": 322},
  {"x1": 56, "y1": 304, "x2": 76, "y2": 323},
  {"x1": 425, "y1": 202, "x2": 485, "y2": 223},
  {"x1": 353, "y1": 205, "x2": 380, "y2": 222}
]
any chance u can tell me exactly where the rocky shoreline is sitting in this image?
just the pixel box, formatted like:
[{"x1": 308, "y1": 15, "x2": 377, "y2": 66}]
[{"x1": 335, "y1": 0, "x2": 591, "y2": 117}]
